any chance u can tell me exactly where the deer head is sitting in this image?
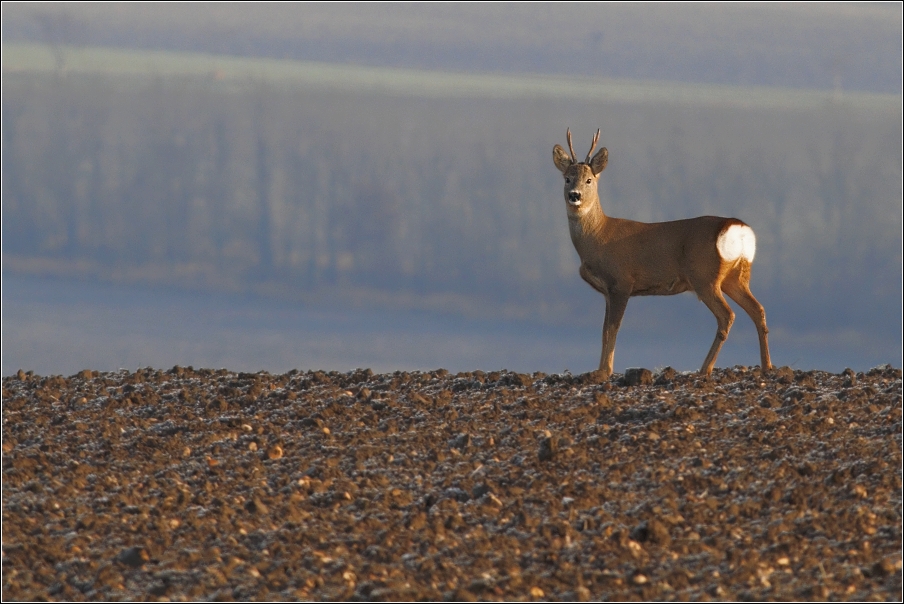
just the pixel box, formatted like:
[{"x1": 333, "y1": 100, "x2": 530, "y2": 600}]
[{"x1": 552, "y1": 128, "x2": 608, "y2": 216}]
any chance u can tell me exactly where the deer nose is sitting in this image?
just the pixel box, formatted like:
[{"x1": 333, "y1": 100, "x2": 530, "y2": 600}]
[{"x1": 568, "y1": 191, "x2": 582, "y2": 204}]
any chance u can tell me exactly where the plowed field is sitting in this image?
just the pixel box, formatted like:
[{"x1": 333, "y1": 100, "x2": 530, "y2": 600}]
[{"x1": 3, "y1": 364, "x2": 901, "y2": 601}]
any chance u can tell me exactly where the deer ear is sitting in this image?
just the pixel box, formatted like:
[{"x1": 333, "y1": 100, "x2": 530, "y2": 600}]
[
  {"x1": 590, "y1": 147, "x2": 608, "y2": 176},
  {"x1": 553, "y1": 145, "x2": 573, "y2": 173}
]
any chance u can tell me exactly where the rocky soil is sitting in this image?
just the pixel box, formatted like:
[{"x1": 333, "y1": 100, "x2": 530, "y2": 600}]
[{"x1": 2, "y1": 363, "x2": 901, "y2": 601}]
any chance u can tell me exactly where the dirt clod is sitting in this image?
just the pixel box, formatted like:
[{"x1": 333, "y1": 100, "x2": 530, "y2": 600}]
[
  {"x1": 538, "y1": 432, "x2": 559, "y2": 462},
  {"x1": 115, "y1": 547, "x2": 149, "y2": 568},
  {"x1": 624, "y1": 367, "x2": 654, "y2": 386}
]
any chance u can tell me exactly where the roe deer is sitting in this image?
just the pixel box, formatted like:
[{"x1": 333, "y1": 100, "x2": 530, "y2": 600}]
[{"x1": 552, "y1": 128, "x2": 772, "y2": 378}]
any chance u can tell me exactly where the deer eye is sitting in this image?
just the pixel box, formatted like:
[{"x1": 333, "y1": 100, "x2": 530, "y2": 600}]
[
  {"x1": 585, "y1": 178, "x2": 592, "y2": 184},
  {"x1": 564, "y1": 177, "x2": 571, "y2": 184}
]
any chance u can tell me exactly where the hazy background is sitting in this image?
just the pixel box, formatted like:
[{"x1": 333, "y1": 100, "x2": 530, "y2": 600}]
[{"x1": 2, "y1": 3, "x2": 902, "y2": 376}]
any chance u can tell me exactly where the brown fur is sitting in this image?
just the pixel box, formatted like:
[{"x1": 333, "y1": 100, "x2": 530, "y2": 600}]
[{"x1": 553, "y1": 130, "x2": 772, "y2": 378}]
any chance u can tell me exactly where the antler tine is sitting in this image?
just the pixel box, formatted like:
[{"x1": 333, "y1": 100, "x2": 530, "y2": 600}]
[
  {"x1": 566, "y1": 128, "x2": 577, "y2": 163},
  {"x1": 585, "y1": 128, "x2": 601, "y2": 163}
]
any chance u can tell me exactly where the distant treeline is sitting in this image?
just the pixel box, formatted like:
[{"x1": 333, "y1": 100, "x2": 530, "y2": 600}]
[{"x1": 2, "y1": 69, "x2": 901, "y2": 332}]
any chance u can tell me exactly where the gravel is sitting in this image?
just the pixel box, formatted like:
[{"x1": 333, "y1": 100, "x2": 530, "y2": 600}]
[{"x1": 2, "y1": 364, "x2": 901, "y2": 601}]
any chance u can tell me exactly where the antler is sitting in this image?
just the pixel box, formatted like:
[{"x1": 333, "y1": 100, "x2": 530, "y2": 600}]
[
  {"x1": 566, "y1": 128, "x2": 577, "y2": 163},
  {"x1": 585, "y1": 128, "x2": 601, "y2": 163}
]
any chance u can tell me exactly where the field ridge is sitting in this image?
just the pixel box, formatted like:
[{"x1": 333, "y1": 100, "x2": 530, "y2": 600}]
[{"x1": 3, "y1": 42, "x2": 900, "y2": 112}]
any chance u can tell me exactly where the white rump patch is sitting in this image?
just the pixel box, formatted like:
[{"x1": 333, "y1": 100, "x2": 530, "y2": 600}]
[{"x1": 716, "y1": 224, "x2": 756, "y2": 262}]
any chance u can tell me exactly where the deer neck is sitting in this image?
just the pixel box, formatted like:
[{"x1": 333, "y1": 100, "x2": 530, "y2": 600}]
[{"x1": 567, "y1": 196, "x2": 608, "y2": 257}]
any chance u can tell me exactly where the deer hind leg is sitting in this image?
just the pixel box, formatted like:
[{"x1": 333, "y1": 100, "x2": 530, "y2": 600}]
[
  {"x1": 697, "y1": 282, "x2": 735, "y2": 376},
  {"x1": 721, "y1": 263, "x2": 772, "y2": 371},
  {"x1": 599, "y1": 292, "x2": 629, "y2": 378}
]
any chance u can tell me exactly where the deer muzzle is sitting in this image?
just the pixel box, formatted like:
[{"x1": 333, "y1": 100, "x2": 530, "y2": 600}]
[{"x1": 567, "y1": 191, "x2": 582, "y2": 206}]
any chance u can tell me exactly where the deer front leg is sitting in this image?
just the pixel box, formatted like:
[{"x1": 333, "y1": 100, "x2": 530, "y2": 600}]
[{"x1": 599, "y1": 292, "x2": 629, "y2": 378}]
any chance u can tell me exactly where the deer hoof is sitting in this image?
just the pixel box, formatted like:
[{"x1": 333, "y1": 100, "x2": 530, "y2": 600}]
[{"x1": 585, "y1": 369, "x2": 609, "y2": 384}]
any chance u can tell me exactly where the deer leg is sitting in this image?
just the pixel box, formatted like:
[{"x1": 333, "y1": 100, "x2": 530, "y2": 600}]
[
  {"x1": 599, "y1": 292, "x2": 629, "y2": 378},
  {"x1": 722, "y1": 272, "x2": 772, "y2": 371},
  {"x1": 698, "y1": 285, "x2": 735, "y2": 376}
]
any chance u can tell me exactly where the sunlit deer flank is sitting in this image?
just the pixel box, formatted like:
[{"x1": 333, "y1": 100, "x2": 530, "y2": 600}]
[{"x1": 552, "y1": 128, "x2": 772, "y2": 378}]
